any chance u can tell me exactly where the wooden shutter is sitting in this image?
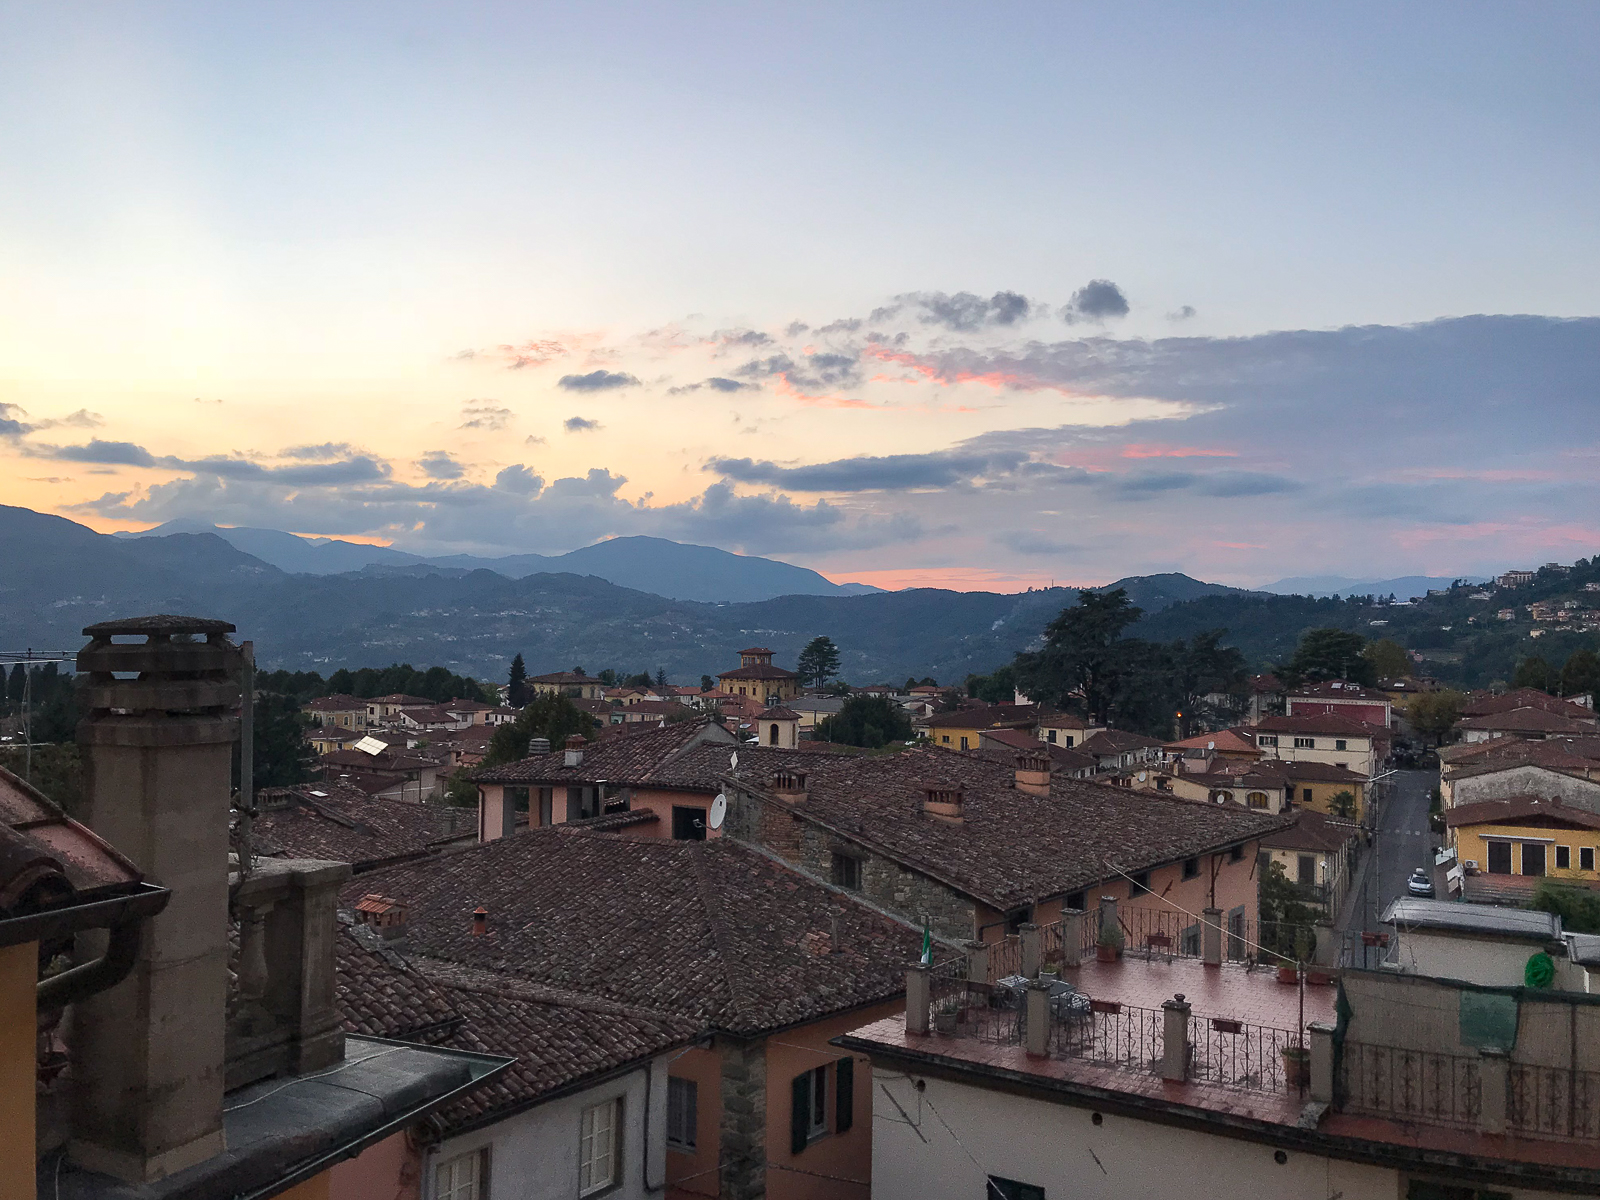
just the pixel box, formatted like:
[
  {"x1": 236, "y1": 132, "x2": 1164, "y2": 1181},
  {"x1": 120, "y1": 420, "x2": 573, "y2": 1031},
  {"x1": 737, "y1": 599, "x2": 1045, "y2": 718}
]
[
  {"x1": 835, "y1": 1056, "x2": 854, "y2": 1133},
  {"x1": 790, "y1": 1073, "x2": 810, "y2": 1154}
]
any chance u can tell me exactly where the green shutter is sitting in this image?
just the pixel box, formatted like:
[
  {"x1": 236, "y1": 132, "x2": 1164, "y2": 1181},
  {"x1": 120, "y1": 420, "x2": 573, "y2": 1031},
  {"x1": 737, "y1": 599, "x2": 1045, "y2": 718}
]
[
  {"x1": 790, "y1": 1073, "x2": 809, "y2": 1155},
  {"x1": 835, "y1": 1056, "x2": 854, "y2": 1133}
]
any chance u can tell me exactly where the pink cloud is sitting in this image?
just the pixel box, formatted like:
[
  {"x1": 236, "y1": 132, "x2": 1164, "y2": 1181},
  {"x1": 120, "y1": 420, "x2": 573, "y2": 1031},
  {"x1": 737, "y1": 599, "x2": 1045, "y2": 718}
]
[
  {"x1": 772, "y1": 373, "x2": 875, "y2": 410},
  {"x1": 1120, "y1": 444, "x2": 1238, "y2": 459}
]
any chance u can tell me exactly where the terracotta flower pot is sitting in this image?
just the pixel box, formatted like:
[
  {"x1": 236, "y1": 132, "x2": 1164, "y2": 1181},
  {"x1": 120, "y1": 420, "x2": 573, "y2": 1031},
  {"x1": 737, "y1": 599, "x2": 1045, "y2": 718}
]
[
  {"x1": 1277, "y1": 964, "x2": 1299, "y2": 984},
  {"x1": 934, "y1": 1009, "x2": 959, "y2": 1034},
  {"x1": 1307, "y1": 970, "x2": 1333, "y2": 987},
  {"x1": 1282, "y1": 1047, "x2": 1310, "y2": 1088},
  {"x1": 1096, "y1": 943, "x2": 1120, "y2": 963}
]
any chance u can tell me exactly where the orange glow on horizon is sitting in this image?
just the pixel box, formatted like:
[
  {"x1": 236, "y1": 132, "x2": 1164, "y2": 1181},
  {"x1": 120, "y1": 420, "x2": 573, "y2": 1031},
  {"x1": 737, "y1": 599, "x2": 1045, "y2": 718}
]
[{"x1": 823, "y1": 566, "x2": 1105, "y2": 593}]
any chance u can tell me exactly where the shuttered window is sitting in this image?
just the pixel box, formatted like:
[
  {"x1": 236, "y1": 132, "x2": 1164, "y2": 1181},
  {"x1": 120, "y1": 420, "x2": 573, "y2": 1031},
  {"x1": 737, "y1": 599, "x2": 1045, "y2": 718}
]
[{"x1": 835, "y1": 1057, "x2": 854, "y2": 1133}]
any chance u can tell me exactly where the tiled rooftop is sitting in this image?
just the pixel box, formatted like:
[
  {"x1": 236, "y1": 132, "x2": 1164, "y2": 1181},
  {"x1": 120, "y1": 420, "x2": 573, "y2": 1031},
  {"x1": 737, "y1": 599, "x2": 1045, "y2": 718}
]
[
  {"x1": 251, "y1": 782, "x2": 468, "y2": 870},
  {"x1": 473, "y1": 718, "x2": 734, "y2": 787}
]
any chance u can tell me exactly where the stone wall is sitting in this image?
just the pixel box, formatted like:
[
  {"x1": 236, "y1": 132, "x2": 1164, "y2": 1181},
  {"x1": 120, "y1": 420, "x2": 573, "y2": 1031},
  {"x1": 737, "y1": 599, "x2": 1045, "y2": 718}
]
[
  {"x1": 726, "y1": 786, "x2": 977, "y2": 940},
  {"x1": 719, "y1": 1035, "x2": 767, "y2": 1200},
  {"x1": 1451, "y1": 764, "x2": 1600, "y2": 812}
]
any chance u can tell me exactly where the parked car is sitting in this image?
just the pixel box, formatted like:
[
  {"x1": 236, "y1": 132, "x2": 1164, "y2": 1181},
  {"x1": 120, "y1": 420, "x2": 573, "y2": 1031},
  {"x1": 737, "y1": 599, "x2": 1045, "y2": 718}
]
[{"x1": 1406, "y1": 868, "x2": 1435, "y2": 898}]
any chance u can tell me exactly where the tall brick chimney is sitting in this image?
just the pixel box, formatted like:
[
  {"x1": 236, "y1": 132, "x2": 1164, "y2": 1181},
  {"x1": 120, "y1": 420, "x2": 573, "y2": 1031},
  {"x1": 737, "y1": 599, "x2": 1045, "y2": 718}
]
[
  {"x1": 69, "y1": 615, "x2": 241, "y2": 1182},
  {"x1": 770, "y1": 770, "x2": 807, "y2": 805},
  {"x1": 1014, "y1": 750, "x2": 1053, "y2": 797}
]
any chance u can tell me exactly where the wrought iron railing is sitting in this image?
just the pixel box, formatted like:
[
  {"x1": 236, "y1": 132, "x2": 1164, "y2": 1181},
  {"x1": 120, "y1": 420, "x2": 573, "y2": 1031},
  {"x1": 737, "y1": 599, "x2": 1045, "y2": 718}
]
[
  {"x1": 1053, "y1": 999, "x2": 1164, "y2": 1071},
  {"x1": 1338, "y1": 1044, "x2": 1482, "y2": 1129},
  {"x1": 1509, "y1": 1063, "x2": 1600, "y2": 1140},
  {"x1": 1189, "y1": 1015, "x2": 1300, "y2": 1093}
]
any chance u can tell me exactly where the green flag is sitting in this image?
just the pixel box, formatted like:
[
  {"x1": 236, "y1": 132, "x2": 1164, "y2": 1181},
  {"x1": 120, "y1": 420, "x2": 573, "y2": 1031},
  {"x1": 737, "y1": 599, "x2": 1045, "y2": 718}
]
[{"x1": 920, "y1": 920, "x2": 932, "y2": 965}]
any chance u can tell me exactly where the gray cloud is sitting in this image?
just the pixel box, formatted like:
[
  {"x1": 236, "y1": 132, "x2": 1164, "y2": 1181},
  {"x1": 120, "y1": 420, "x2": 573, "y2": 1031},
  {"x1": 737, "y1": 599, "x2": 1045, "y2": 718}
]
[
  {"x1": 417, "y1": 450, "x2": 465, "y2": 480},
  {"x1": 716, "y1": 329, "x2": 772, "y2": 347},
  {"x1": 39, "y1": 438, "x2": 393, "y2": 485},
  {"x1": 1167, "y1": 305, "x2": 1197, "y2": 321},
  {"x1": 51, "y1": 439, "x2": 158, "y2": 467},
  {"x1": 281, "y1": 442, "x2": 358, "y2": 460},
  {"x1": 564, "y1": 416, "x2": 601, "y2": 432},
  {"x1": 460, "y1": 404, "x2": 513, "y2": 430},
  {"x1": 708, "y1": 449, "x2": 1037, "y2": 492},
  {"x1": 494, "y1": 465, "x2": 543, "y2": 495},
  {"x1": 1062, "y1": 279, "x2": 1129, "y2": 322},
  {"x1": 1000, "y1": 531, "x2": 1083, "y2": 555},
  {"x1": 558, "y1": 370, "x2": 639, "y2": 392},
  {"x1": 873, "y1": 290, "x2": 1034, "y2": 332},
  {"x1": 0, "y1": 403, "x2": 34, "y2": 438},
  {"x1": 668, "y1": 376, "x2": 760, "y2": 395}
]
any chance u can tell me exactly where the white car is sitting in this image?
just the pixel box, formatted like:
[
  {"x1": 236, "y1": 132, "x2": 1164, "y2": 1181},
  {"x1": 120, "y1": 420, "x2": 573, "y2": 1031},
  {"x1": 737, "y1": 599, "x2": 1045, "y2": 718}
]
[{"x1": 1406, "y1": 868, "x2": 1435, "y2": 898}]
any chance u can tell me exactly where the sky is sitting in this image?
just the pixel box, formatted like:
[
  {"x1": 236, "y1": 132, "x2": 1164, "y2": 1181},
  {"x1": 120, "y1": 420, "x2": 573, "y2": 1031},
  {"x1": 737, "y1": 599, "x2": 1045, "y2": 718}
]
[{"x1": 1, "y1": 2, "x2": 1597, "y2": 591}]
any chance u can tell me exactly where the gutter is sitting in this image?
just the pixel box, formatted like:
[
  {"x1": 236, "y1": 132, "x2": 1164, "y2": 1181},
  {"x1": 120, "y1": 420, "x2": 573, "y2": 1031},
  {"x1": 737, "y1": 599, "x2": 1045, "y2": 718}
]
[{"x1": 18, "y1": 883, "x2": 172, "y2": 1010}]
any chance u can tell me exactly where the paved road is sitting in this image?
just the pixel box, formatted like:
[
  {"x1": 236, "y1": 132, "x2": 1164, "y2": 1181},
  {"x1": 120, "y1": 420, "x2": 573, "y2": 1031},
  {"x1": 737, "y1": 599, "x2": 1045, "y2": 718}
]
[{"x1": 1346, "y1": 767, "x2": 1439, "y2": 936}]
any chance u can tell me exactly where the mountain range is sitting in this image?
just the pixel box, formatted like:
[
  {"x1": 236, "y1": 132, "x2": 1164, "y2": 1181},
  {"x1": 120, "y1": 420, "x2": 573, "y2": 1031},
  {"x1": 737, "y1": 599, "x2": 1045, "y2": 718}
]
[
  {"x1": 115, "y1": 521, "x2": 881, "y2": 603},
  {"x1": 1260, "y1": 574, "x2": 1490, "y2": 599}
]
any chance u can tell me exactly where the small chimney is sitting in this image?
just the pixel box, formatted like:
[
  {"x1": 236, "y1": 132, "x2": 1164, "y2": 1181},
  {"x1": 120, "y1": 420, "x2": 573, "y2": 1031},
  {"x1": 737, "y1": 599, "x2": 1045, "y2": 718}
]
[
  {"x1": 564, "y1": 734, "x2": 586, "y2": 767},
  {"x1": 355, "y1": 894, "x2": 408, "y2": 942},
  {"x1": 472, "y1": 905, "x2": 489, "y2": 936},
  {"x1": 770, "y1": 770, "x2": 808, "y2": 805},
  {"x1": 922, "y1": 785, "x2": 965, "y2": 825},
  {"x1": 528, "y1": 735, "x2": 551, "y2": 755},
  {"x1": 1014, "y1": 751, "x2": 1053, "y2": 797}
]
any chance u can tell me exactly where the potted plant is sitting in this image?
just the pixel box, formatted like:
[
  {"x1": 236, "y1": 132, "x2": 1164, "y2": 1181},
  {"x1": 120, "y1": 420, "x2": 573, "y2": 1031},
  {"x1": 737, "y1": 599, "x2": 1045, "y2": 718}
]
[
  {"x1": 1276, "y1": 959, "x2": 1300, "y2": 984},
  {"x1": 1096, "y1": 925, "x2": 1124, "y2": 963},
  {"x1": 1282, "y1": 1044, "x2": 1311, "y2": 1088},
  {"x1": 1039, "y1": 960, "x2": 1061, "y2": 983},
  {"x1": 934, "y1": 999, "x2": 960, "y2": 1034}
]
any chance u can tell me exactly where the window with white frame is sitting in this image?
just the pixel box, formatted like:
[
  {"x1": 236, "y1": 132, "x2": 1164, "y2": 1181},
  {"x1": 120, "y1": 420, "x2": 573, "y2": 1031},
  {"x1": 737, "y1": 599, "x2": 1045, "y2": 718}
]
[
  {"x1": 579, "y1": 1097, "x2": 621, "y2": 1195},
  {"x1": 667, "y1": 1077, "x2": 697, "y2": 1151},
  {"x1": 1293, "y1": 737, "x2": 1315, "y2": 749},
  {"x1": 436, "y1": 1148, "x2": 488, "y2": 1200}
]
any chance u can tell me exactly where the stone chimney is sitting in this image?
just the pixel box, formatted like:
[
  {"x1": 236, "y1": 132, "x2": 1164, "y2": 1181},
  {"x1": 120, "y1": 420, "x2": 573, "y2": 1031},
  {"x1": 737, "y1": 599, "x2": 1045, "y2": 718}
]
[
  {"x1": 770, "y1": 770, "x2": 808, "y2": 805},
  {"x1": 472, "y1": 905, "x2": 489, "y2": 936},
  {"x1": 355, "y1": 894, "x2": 408, "y2": 942},
  {"x1": 70, "y1": 615, "x2": 240, "y2": 1182},
  {"x1": 564, "y1": 734, "x2": 586, "y2": 767},
  {"x1": 922, "y1": 785, "x2": 966, "y2": 825},
  {"x1": 1014, "y1": 751, "x2": 1053, "y2": 797}
]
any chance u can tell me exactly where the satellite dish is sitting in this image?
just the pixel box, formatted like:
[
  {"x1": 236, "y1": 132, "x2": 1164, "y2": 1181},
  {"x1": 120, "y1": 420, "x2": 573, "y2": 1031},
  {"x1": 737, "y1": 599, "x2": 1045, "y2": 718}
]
[
  {"x1": 729, "y1": 751, "x2": 739, "y2": 770},
  {"x1": 709, "y1": 794, "x2": 727, "y2": 830},
  {"x1": 1138, "y1": 772, "x2": 1147, "y2": 782}
]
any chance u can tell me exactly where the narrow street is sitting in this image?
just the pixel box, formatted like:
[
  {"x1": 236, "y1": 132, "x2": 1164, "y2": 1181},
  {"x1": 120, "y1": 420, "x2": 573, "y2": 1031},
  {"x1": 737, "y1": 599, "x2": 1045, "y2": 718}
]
[{"x1": 1339, "y1": 767, "x2": 1438, "y2": 944}]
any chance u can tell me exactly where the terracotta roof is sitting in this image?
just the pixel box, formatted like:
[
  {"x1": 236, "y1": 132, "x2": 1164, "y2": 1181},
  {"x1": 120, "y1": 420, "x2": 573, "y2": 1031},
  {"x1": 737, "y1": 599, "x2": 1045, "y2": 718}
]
[
  {"x1": 1256, "y1": 759, "x2": 1369, "y2": 784},
  {"x1": 1463, "y1": 688, "x2": 1596, "y2": 721},
  {"x1": 737, "y1": 646, "x2": 775, "y2": 655},
  {"x1": 1445, "y1": 794, "x2": 1600, "y2": 831},
  {"x1": 921, "y1": 703, "x2": 1039, "y2": 731},
  {"x1": 335, "y1": 772, "x2": 410, "y2": 797},
  {"x1": 1164, "y1": 729, "x2": 1260, "y2": 756},
  {"x1": 761, "y1": 706, "x2": 801, "y2": 720},
  {"x1": 717, "y1": 663, "x2": 799, "y2": 681},
  {"x1": 1261, "y1": 809, "x2": 1362, "y2": 854},
  {"x1": 336, "y1": 918, "x2": 461, "y2": 1042},
  {"x1": 305, "y1": 694, "x2": 365, "y2": 712},
  {"x1": 474, "y1": 719, "x2": 735, "y2": 789},
  {"x1": 1444, "y1": 740, "x2": 1600, "y2": 779},
  {"x1": 320, "y1": 747, "x2": 439, "y2": 772},
  {"x1": 1288, "y1": 681, "x2": 1389, "y2": 701},
  {"x1": 1035, "y1": 710, "x2": 1092, "y2": 730},
  {"x1": 0, "y1": 763, "x2": 143, "y2": 902},
  {"x1": 348, "y1": 829, "x2": 918, "y2": 1036},
  {"x1": 530, "y1": 671, "x2": 603, "y2": 685},
  {"x1": 251, "y1": 783, "x2": 469, "y2": 870},
  {"x1": 1457, "y1": 707, "x2": 1596, "y2": 735},
  {"x1": 1249, "y1": 673, "x2": 1285, "y2": 693},
  {"x1": 369, "y1": 693, "x2": 433, "y2": 706},
  {"x1": 722, "y1": 745, "x2": 1290, "y2": 911},
  {"x1": 1080, "y1": 728, "x2": 1166, "y2": 755},
  {"x1": 973, "y1": 728, "x2": 1097, "y2": 772}
]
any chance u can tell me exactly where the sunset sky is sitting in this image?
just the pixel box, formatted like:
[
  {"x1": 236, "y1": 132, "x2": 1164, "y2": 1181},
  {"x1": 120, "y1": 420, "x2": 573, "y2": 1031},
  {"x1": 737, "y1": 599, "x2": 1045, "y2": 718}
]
[{"x1": 2, "y1": 3, "x2": 1597, "y2": 590}]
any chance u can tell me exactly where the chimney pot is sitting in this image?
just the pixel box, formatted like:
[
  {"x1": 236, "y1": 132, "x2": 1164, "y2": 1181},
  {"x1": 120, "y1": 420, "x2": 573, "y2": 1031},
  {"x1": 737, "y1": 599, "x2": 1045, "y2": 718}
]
[
  {"x1": 472, "y1": 905, "x2": 489, "y2": 936},
  {"x1": 564, "y1": 734, "x2": 586, "y2": 767},
  {"x1": 770, "y1": 770, "x2": 808, "y2": 804},
  {"x1": 1014, "y1": 750, "x2": 1054, "y2": 797},
  {"x1": 922, "y1": 784, "x2": 966, "y2": 824},
  {"x1": 528, "y1": 736, "x2": 551, "y2": 755}
]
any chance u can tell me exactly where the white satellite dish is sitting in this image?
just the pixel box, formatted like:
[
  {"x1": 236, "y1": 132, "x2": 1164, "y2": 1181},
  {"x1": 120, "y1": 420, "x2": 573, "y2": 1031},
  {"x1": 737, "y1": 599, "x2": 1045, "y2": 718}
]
[
  {"x1": 729, "y1": 751, "x2": 738, "y2": 770},
  {"x1": 1138, "y1": 771, "x2": 1147, "y2": 782},
  {"x1": 709, "y1": 793, "x2": 727, "y2": 830}
]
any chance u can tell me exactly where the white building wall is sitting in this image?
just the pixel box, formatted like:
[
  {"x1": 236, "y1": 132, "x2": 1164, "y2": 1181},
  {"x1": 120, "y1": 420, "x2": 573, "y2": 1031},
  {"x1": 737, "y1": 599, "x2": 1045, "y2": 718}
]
[
  {"x1": 869, "y1": 1071, "x2": 1578, "y2": 1200},
  {"x1": 426, "y1": 1055, "x2": 670, "y2": 1200}
]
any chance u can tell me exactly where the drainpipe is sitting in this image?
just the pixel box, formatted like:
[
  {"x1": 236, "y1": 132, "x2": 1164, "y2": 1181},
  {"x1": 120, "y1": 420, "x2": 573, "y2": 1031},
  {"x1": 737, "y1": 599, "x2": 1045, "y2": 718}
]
[{"x1": 37, "y1": 918, "x2": 143, "y2": 1010}]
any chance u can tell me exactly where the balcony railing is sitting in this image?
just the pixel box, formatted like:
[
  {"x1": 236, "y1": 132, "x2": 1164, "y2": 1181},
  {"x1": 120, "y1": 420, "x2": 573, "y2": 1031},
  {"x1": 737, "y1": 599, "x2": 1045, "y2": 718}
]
[
  {"x1": 1338, "y1": 1044, "x2": 1483, "y2": 1130},
  {"x1": 1510, "y1": 1062, "x2": 1600, "y2": 1140},
  {"x1": 1189, "y1": 1015, "x2": 1298, "y2": 1093}
]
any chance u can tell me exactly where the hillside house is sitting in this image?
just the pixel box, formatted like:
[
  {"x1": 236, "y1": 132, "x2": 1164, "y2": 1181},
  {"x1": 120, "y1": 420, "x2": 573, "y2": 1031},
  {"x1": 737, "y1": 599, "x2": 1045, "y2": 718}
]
[
  {"x1": 716, "y1": 647, "x2": 801, "y2": 702},
  {"x1": 529, "y1": 670, "x2": 607, "y2": 700},
  {"x1": 1249, "y1": 714, "x2": 1386, "y2": 778},
  {"x1": 1285, "y1": 679, "x2": 1392, "y2": 728}
]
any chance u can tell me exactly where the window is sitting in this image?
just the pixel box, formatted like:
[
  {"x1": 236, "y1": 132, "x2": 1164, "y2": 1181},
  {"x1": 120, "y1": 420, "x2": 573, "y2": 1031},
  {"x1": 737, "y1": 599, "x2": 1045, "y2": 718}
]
[
  {"x1": 1128, "y1": 872, "x2": 1150, "y2": 897},
  {"x1": 831, "y1": 852, "x2": 862, "y2": 890},
  {"x1": 1302, "y1": 788, "x2": 1314, "y2": 805},
  {"x1": 1064, "y1": 735, "x2": 1074, "y2": 747},
  {"x1": 1246, "y1": 791, "x2": 1268, "y2": 809},
  {"x1": 988, "y1": 1178, "x2": 1046, "y2": 1200},
  {"x1": 436, "y1": 1148, "x2": 487, "y2": 1200},
  {"x1": 768, "y1": 723, "x2": 781, "y2": 745},
  {"x1": 1487, "y1": 841, "x2": 1512, "y2": 874},
  {"x1": 1557, "y1": 845, "x2": 1571, "y2": 870},
  {"x1": 1297, "y1": 854, "x2": 1316, "y2": 885},
  {"x1": 671, "y1": 806, "x2": 707, "y2": 841},
  {"x1": 579, "y1": 1098, "x2": 621, "y2": 1195},
  {"x1": 1045, "y1": 729, "x2": 1057, "y2": 744},
  {"x1": 959, "y1": 736, "x2": 970, "y2": 750},
  {"x1": 1065, "y1": 891, "x2": 1085, "y2": 912},
  {"x1": 538, "y1": 788, "x2": 553, "y2": 827},
  {"x1": 506, "y1": 786, "x2": 529, "y2": 812},
  {"x1": 667, "y1": 1077, "x2": 697, "y2": 1151},
  {"x1": 941, "y1": 734, "x2": 950, "y2": 744},
  {"x1": 1335, "y1": 739, "x2": 1348, "y2": 751},
  {"x1": 570, "y1": 785, "x2": 600, "y2": 821},
  {"x1": 1522, "y1": 843, "x2": 1546, "y2": 876},
  {"x1": 1294, "y1": 737, "x2": 1315, "y2": 749},
  {"x1": 790, "y1": 1065, "x2": 829, "y2": 1152},
  {"x1": 1583, "y1": 847, "x2": 1596, "y2": 872},
  {"x1": 1229, "y1": 844, "x2": 1245, "y2": 863},
  {"x1": 1182, "y1": 857, "x2": 1199, "y2": 880},
  {"x1": 1180, "y1": 923, "x2": 1201, "y2": 956},
  {"x1": 1257, "y1": 735, "x2": 1278, "y2": 747}
]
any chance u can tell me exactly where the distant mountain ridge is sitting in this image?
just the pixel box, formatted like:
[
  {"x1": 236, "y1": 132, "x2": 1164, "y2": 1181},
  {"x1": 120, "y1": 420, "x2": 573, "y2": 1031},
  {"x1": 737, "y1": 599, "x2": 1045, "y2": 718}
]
[
  {"x1": 1094, "y1": 572, "x2": 1258, "y2": 613},
  {"x1": 1261, "y1": 574, "x2": 1490, "y2": 599},
  {"x1": 118, "y1": 521, "x2": 882, "y2": 604}
]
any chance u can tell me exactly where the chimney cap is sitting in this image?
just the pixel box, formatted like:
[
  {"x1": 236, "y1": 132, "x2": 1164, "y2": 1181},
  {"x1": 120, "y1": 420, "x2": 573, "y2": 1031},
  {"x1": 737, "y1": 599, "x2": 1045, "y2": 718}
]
[
  {"x1": 83, "y1": 613, "x2": 236, "y2": 638},
  {"x1": 564, "y1": 734, "x2": 587, "y2": 749}
]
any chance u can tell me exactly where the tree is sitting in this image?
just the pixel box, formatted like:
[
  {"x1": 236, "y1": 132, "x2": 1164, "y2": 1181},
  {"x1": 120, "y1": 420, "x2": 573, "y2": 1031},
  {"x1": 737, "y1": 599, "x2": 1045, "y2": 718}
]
[
  {"x1": 1405, "y1": 689, "x2": 1467, "y2": 746},
  {"x1": 1363, "y1": 638, "x2": 1411, "y2": 682},
  {"x1": 1513, "y1": 656, "x2": 1554, "y2": 693},
  {"x1": 1561, "y1": 649, "x2": 1600, "y2": 701},
  {"x1": 1329, "y1": 790, "x2": 1357, "y2": 820},
  {"x1": 507, "y1": 653, "x2": 529, "y2": 708},
  {"x1": 1170, "y1": 629, "x2": 1247, "y2": 729},
  {"x1": 238, "y1": 692, "x2": 315, "y2": 790},
  {"x1": 816, "y1": 695, "x2": 912, "y2": 748},
  {"x1": 443, "y1": 768, "x2": 480, "y2": 807},
  {"x1": 966, "y1": 664, "x2": 1017, "y2": 704},
  {"x1": 483, "y1": 692, "x2": 598, "y2": 768},
  {"x1": 1532, "y1": 879, "x2": 1600, "y2": 934},
  {"x1": 700, "y1": 674, "x2": 714, "y2": 692},
  {"x1": 796, "y1": 636, "x2": 842, "y2": 688},
  {"x1": 655, "y1": 667, "x2": 668, "y2": 688},
  {"x1": 1284, "y1": 628, "x2": 1374, "y2": 686},
  {"x1": 6, "y1": 664, "x2": 24, "y2": 706},
  {"x1": 1012, "y1": 589, "x2": 1144, "y2": 724}
]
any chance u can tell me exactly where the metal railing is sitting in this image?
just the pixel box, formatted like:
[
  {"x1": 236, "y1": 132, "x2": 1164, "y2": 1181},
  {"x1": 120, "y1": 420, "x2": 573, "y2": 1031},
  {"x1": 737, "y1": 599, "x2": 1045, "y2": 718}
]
[
  {"x1": 1189, "y1": 1015, "x2": 1299, "y2": 1093},
  {"x1": 988, "y1": 933, "x2": 1023, "y2": 981},
  {"x1": 1509, "y1": 1063, "x2": 1600, "y2": 1140},
  {"x1": 1118, "y1": 906, "x2": 1193, "y2": 958},
  {"x1": 1053, "y1": 999, "x2": 1164, "y2": 1072},
  {"x1": 1338, "y1": 1044, "x2": 1482, "y2": 1130}
]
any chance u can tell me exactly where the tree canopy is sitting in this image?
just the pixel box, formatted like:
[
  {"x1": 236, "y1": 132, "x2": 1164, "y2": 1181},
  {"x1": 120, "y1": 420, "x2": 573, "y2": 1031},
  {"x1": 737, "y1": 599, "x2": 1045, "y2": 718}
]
[
  {"x1": 1513, "y1": 655, "x2": 1554, "y2": 693},
  {"x1": 1362, "y1": 638, "x2": 1412, "y2": 681},
  {"x1": 1283, "y1": 628, "x2": 1375, "y2": 686},
  {"x1": 1404, "y1": 689, "x2": 1467, "y2": 746},
  {"x1": 483, "y1": 693, "x2": 598, "y2": 768},
  {"x1": 1561, "y1": 649, "x2": 1600, "y2": 700},
  {"x1": 815, "y1": 695, "x2": 912, "y2": 748},
  {"x1": 507, "y1": 653, "x2": 529, "y2": 708},
  {"x1": 796, "y1": 636, "x2": 842, "y2": 688}
]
